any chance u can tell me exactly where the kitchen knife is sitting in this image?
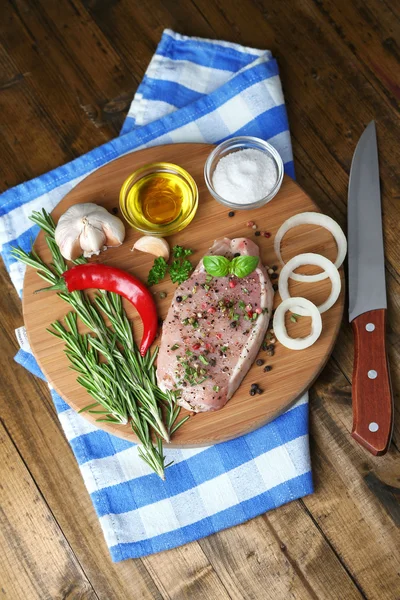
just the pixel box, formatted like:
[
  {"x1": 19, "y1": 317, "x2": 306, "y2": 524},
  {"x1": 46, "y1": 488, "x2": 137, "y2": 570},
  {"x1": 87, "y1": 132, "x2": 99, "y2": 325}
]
[{"x1": 348, "y1": 120, "x2": 393, "y2": 455}]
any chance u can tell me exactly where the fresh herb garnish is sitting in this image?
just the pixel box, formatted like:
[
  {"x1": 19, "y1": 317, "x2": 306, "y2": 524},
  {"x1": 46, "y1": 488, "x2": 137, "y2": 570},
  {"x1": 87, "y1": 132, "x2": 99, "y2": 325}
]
[
  {"x1": 169, "y1": 246, "x2": 194, "y2": 284},
  {"x1": 203, "y1": 256, "x2": 231, "y2": 277},
  {"x1": 173, "y1": 245, "x2": 192, "y2": 259},
  {"x1": 213, "y1": 385, "x2": 220, "y2": 392},
  {"x1": 203, "y1": 255, "x2": 259, "y2": 279},
  {"x1": 230, "y1": 255, "x2": 259, "y2": 278},
  {"x1": 148, "y1": 245, "x2": 194, "y2": 286},
  {"x1": 12, "y1": 210, "x2": 189, "y2": 480},
  {"x1": 171, "y1": 343, "x2": 180, "y2": 351},
  {"x1": 147, "y1": 256, "x2": 168, "y2": 286}
]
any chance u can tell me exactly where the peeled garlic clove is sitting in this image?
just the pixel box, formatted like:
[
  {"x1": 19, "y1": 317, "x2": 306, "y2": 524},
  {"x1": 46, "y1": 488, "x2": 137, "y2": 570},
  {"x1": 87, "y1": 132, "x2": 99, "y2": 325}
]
[
  {"x1": 80, "y1": 220, "x2": 106, "y2": 257},
  {"x1": 132, "y1": 236, "x2": 170, "y2": 260}
]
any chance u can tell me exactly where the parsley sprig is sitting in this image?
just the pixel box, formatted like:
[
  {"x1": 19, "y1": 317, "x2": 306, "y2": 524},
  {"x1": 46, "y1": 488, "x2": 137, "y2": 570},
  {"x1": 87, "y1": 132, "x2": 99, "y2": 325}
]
[
  {"x1": 147, "y1": 245, "x2": 194, "y2": 286},
  {"x1": 147, "y1": 257, "x2": 168, "y2": 286}
]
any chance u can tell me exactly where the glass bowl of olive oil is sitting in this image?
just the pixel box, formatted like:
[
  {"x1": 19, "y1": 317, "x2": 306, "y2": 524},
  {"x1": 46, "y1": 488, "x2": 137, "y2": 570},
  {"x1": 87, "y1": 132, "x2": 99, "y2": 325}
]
[{"x1": 119, "y1": 162, "x2": 198, "y2": 236}]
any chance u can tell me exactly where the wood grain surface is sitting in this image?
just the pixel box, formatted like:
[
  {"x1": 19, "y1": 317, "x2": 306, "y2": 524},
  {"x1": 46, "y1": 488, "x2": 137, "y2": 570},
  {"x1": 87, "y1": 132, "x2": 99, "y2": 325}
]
[
  {"x1": 22, "y1": 143, "x2": 344, "y2": 446},
  {"x1": 1, "y1": 1, "x2": 399, "y2": 599}
]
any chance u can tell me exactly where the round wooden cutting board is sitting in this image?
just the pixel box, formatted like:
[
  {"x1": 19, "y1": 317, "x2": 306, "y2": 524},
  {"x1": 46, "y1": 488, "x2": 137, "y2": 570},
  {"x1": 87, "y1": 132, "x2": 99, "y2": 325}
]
[{"x1": 23, "y1": 143, "x2": 344, "y2": 447}]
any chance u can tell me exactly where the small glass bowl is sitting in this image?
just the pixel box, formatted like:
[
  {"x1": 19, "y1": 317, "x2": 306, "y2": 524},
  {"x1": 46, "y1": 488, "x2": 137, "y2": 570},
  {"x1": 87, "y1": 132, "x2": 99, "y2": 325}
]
[
  {"x1": 204, "y1": 136, "x2": 284, "y2": 209},
  {"x1": 119, "y1": 162, "x2": 198, "y2": 236}
]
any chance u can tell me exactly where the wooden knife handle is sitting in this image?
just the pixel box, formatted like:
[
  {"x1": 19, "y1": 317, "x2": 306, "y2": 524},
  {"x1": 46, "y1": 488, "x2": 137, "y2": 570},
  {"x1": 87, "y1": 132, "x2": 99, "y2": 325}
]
[{"x1": 351, "y1": 309, "x2": 393, "y2": 455}]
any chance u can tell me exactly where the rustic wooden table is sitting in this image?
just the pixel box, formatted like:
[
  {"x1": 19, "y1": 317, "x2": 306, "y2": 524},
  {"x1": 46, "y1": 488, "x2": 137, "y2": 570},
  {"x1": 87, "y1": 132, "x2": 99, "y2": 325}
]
[{"x1": 1, "y1": 1, "x2": 399, "y2": 599}]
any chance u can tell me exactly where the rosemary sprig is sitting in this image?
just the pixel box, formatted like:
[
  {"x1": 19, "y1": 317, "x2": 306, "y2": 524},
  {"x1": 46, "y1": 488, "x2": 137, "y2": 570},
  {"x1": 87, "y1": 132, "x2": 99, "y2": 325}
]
[{"x1": 11, "y1": 209, "x2": 188, "y2": 478}]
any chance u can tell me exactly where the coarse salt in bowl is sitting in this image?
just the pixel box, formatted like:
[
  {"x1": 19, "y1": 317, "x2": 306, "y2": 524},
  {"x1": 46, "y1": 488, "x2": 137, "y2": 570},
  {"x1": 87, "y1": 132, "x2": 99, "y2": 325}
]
[{"x1": 204, "y1": 136, "x2": 284, "y2": 210}]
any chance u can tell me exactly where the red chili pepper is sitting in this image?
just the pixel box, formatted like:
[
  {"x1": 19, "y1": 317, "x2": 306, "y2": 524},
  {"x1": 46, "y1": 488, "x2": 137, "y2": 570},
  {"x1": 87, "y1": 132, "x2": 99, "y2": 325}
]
[
  {"x1": 229, "y1": 280, "x2": 237, "y2": 288},
  {"x1": 192, "y1": 343, "x2": 201, "y2": 350},
  {"x1": 61, "y1": 264, "x2": 158, "y2": 356}
]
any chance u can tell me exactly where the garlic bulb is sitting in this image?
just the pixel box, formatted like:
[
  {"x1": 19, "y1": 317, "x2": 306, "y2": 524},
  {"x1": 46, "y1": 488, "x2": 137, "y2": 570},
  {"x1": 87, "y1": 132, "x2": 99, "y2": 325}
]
[{"x1": 55, "y1": 203, "x2": 125, "y2": 260}]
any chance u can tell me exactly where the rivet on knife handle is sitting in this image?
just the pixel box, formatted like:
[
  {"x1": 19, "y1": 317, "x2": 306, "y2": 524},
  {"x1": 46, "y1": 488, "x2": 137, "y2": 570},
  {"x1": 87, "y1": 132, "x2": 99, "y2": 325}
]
[{"x1": 351, "y1": 309, "x2": 393, "y2": 455}]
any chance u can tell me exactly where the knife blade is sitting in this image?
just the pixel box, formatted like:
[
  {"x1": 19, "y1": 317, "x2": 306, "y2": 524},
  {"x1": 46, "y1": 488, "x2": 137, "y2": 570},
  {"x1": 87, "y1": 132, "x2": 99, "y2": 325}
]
[{"x1": 348, "y1": 120, "x2": 393, "y2": 455}]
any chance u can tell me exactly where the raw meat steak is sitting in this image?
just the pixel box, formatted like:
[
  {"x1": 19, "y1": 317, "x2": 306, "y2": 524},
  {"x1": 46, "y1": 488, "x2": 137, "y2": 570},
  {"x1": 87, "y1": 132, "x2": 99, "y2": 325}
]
[{"x1": 156, "y1": 238, "x2": 274, "y2": 412}]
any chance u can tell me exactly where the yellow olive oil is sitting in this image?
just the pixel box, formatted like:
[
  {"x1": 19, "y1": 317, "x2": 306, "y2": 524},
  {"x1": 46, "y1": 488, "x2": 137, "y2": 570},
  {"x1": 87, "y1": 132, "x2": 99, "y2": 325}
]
[{"x1": 120, "y1": 163, "x2": 198, "y2": 236}]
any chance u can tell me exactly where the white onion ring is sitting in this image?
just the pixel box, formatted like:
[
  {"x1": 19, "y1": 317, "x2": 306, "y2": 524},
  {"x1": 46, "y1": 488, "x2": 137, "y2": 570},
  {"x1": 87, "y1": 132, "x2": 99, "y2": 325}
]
[
  {"x1": 279, "y1": 253, "x2": 341, "y2": 316},
  {"x1": 273, "y1": 297, "x2": 322, "y2": 350},
  {"x1": 274, "y1": 212, "x2": 347, "y2": 282}
]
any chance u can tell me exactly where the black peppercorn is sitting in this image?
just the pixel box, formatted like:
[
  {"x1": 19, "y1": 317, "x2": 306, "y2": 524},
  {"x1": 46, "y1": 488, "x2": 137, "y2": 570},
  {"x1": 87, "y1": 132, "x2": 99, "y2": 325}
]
[
  {"x1": 251, "y1": 383, "x2": 258, "y2": 390},
  {"x1": 261, "y1": 342, "x2": 268, "y2": 351},
  {"x1": 273, "y1": 284, "x2": 278, "y2": 291},
  {"x1": 264, "y1": 365, "x2": 272, "y2": 372},
  {"x1": 112, "y1": 207, "x2": 118, "y2": 215},
  {"x1": 176, "y1": 296, "x2": 183, "y2": 303},
  {"x1": 250, "y1": 389, "x2": 256, "y2": 396},
  {"x1": 230, "y1": 321, "x2": 237, "y2": 328},
  {"x1": 271, "y1": 273, "x2": 278, "y2": 280},
  {"x1": 255, "y1": 230, "x2": 261, "y2": 236},
  {"x1": 228, "y1": 211, "x2": 235, "y2": 217},
  {"x1": 256, "y1": 388, "x2": 263, "y2": 394},
  {"x1": 272, "y1": 265, "x2": 278, "y2": 271},
  {"x1": 256, "y1": 359, "x2": 264, "y2": 366}
]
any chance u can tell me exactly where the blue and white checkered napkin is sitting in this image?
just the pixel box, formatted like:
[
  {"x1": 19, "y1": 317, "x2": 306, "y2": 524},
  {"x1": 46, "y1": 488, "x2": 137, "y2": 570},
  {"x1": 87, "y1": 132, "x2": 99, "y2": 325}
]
[{"x1": 1, "y1": 30, "x2": 313, "y2": 561}]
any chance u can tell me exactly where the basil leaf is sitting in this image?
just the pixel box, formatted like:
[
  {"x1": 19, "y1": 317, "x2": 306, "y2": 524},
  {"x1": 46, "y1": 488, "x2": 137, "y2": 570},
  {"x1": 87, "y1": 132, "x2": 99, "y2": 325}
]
[
  {"x1": 230, "y1": 255, "x2": 259, "y2": 278},
  {"x1": 203, "y1": 255, "x2": 231, "y2": 277}
]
